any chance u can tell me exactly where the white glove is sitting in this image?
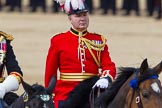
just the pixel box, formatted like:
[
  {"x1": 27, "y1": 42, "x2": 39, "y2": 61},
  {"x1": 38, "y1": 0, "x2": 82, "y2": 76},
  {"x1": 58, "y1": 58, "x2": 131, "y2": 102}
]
[
  {"x1": 0, "y1": 75, "x2": 19, "y2": 99},
  {"x1": 92, "y1": 78, "x2": 109, "y2": 89}
]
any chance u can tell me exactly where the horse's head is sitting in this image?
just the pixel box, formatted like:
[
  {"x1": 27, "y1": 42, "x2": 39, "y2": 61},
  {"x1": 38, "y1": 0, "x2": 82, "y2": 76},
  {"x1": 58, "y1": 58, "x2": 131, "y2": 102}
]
[
  {"x1": 94, "y1": 59, "x2": 162, "y2": 108},
  {"x1": 20, "y1": 76, "x2": 56, "y2": 108},
  {"x1": 126, "y1": 59, "x2": 162, "y2": 108}
]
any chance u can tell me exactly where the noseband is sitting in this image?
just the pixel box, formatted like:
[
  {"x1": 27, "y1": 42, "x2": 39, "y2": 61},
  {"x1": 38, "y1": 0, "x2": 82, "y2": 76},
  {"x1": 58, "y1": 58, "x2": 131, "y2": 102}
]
[{"x1": 129, "y1": 71, "x2": 158, "y2": 108}]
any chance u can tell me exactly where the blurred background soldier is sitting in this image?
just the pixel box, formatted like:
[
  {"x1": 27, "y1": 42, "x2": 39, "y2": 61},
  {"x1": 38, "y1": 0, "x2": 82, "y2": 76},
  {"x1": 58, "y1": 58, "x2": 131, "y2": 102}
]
[
  {"x1": 155, "y1": 0, "x2": 162, "y2": 19},
  {"x1": 85, "y1": 0, "x2": 94, "y2": 14},
  {"x1": 146, "y1": 0, "x2": 161, "y2": 19},
  {"x1": 121, "y1": 0, "x2": 127, "y2": 10},
  {"x1": 0, "y1": 0, "x2": 2, "y2": 11},
  {"x1": 28, "y1": 0, "x2": 34, "y2": 9},
  {"x1": 154, "y1": 0, "x2": 161, "y2": 19},
  {"x1": 98, "y1": 0, "x2": 103, "y2": 10},
  {"x1": 122, "y1": 0, "x2": 140, "y2": 16},
  {"x1": 51, "y1": 0, "x2": 60, "y2": 13},
  {"x1": 101, "y1": 0, "x2": 116, "y2": 15},
  {"x1": 146, "y1": 0, "x2": 153, "y2": 16},
  {"x1": 30, "y1": 0, "x2": 47, "y2": 13},
  {"x1": 7, "y1": 0, "x2": 22, "y2": 12},
  {"x1": 5, "y1": 0, "x2": 10, "y2": 7}
]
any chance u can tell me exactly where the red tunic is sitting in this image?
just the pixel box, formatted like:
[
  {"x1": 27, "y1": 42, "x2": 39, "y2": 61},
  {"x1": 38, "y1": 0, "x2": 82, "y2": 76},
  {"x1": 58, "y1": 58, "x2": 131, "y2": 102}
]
[{"x1": 45, "y1": 28, "x2": 116, "y2": 108}]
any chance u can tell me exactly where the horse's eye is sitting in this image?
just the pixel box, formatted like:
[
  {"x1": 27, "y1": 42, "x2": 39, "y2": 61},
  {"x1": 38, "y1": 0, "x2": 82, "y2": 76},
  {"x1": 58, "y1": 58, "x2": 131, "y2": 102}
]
[{"x1": 142, "y1": 90, "x2": 150, "y2": 98}]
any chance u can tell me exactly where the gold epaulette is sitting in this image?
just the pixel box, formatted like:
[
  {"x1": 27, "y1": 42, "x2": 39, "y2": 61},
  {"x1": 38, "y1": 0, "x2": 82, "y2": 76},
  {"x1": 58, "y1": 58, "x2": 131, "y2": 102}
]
[
  {"x1": 92, "y1": 32, "x2": 107, "y2": 41},
  {"x1": 92, "y1": 32, "x2": 104, "y2": 37},
  {"x1": 101, "y1": 35, "x2": 107, "y2": 42},
  {"x1": 0, "y1": 31, "x2": 14, "y2": 41},
  {"x1": 92, "y1": 32, "x2": 100, "y2": 35}
]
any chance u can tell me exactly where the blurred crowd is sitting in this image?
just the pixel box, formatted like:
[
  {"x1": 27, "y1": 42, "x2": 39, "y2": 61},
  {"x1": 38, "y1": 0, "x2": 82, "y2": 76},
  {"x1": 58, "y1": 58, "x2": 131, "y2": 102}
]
[{"x1": 0, "y1": 0, "x2": 161, "y2": 20}]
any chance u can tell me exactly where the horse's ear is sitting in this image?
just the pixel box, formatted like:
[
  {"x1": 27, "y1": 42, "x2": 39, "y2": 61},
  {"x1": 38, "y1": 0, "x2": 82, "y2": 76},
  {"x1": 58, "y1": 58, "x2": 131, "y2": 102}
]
[
  {"x1": 153, "y1": 61, "x2": 162, "y2": 75},
  {"x1": 46, "y1": 76, "x2": 56, "y2": 94},
  {"x1": 139, "y1": 58, "x2": 148, "y2": 75},
  {"x1": 21, "y1": 80, "x2": 35, "y2": 96}
]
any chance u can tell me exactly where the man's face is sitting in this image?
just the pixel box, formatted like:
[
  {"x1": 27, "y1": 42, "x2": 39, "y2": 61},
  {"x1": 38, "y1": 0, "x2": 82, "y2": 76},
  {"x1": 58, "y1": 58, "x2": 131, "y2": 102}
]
[{"x1": 68, "y1": 12, "x2": 89, "y2": 31}]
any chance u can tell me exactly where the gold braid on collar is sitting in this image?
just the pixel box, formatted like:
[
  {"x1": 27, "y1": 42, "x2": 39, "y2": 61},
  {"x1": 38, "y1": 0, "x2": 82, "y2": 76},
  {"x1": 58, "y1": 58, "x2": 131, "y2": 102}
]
[
  {"x1": 80, "y1": 35, "x2": 106, "y2": 67},
  {"x1": 0, "y1": 31, "x2": 14, "y2": 41}
]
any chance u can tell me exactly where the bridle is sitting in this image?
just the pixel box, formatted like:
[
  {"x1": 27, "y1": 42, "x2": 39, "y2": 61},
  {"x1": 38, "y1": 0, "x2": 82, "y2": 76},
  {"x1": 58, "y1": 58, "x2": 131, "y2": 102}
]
[
  {"x1": 129, "y1": 71, "x2": 158, "y2": 108},
  {"x1": 129, "y1": 87, "x2": 143, "y2": 108},
  {"x1": 22, "y1": 91, "x2": 53, "y2": 108},
  {"x1": 135, "y1": 88, "x2": 143, "y2": 108}
]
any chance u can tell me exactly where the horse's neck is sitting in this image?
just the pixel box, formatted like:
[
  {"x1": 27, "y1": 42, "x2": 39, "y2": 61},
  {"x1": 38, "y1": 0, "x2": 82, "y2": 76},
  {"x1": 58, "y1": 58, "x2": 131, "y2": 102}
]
[
  {"x1": 108, "y1": 75, "x2": 133, "y2": 108},
  {"x1": 10, "y1": 96, "x2": 25, "y2": 108}
]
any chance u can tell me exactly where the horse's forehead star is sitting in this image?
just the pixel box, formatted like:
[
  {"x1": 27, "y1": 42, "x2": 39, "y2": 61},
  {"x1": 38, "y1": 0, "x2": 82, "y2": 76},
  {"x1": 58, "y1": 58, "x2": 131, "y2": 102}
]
[{"x1": 151, "y1": 82, "x2": 161, "y2": 93}]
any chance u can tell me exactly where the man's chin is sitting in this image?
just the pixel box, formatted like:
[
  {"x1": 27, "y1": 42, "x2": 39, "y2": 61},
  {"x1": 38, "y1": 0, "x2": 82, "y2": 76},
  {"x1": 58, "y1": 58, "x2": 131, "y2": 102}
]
[{"x1": 79, "y1": 26, "x2": 87, "y2": 29}]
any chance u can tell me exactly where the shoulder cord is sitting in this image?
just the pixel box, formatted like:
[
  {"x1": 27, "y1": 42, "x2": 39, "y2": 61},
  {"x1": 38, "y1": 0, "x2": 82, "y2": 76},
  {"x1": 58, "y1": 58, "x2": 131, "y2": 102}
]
[{"x1": 80, "y1": 36, "x2": 106, "y2": 67}]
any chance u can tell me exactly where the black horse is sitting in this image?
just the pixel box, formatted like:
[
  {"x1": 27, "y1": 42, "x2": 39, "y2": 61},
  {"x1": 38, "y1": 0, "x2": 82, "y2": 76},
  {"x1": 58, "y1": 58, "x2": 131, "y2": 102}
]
[
  {"x1": 1, "y1": 77, "x2": 56, "y2": 108},
  {"x1": 61, "y1": 76, "x2": 100, "y2": 108}
]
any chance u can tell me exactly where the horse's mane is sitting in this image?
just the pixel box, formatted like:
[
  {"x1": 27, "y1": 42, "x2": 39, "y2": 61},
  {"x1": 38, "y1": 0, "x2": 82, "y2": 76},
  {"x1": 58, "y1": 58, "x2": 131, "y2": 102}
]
[
  {"x1": 62, "y1": 76, "x2": 99, "y2": 108},
  {"x1": 28, "y1": 83, "x2": 47, "y2": 99},
  {"x1": 95, "y1": 67, "x2": 136, "y2": 107},
  {"x1": 32, "y1": 83, "x2": 45, "y2": 92}
]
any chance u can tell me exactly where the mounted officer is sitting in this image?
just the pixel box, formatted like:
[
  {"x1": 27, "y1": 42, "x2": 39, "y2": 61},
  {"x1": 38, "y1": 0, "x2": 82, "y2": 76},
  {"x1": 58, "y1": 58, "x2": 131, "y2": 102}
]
[
  {"x1": 44, "y1": 0, "x2": 116, "y2": 108},
  {"x1": 0, "y1": 31, "x2": 23, "y2": 105}
]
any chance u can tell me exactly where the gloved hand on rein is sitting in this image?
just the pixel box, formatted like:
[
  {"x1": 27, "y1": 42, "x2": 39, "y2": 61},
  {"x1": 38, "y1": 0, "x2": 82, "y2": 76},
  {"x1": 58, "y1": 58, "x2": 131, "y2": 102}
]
[
  {"x1": 92, "y1": 78, "x2": 109, "y2": 89},
  {"x1": 0, "y1": 75, "x2": 19, "y2": 99}
]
